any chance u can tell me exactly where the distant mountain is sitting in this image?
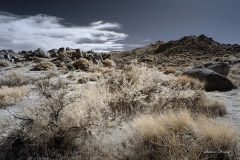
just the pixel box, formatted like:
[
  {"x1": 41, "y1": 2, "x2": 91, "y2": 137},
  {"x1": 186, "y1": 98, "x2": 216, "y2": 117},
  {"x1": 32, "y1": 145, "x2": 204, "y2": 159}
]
[{"x1": 111, "y1": 34, "x2": 240, "y2": 67}]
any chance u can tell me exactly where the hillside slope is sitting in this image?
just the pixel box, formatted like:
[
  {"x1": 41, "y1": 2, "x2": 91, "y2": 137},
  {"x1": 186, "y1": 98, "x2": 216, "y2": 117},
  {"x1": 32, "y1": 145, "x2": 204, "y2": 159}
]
[{"x1": 112, "y1": 34, "x2": 240, "y2": 68}]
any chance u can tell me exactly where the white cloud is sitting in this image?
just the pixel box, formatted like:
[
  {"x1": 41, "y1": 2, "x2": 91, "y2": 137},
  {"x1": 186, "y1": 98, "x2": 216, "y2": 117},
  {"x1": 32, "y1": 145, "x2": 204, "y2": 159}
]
[
  {"x1": 0, "y1": 11, "x2": 128, "y2": 52},
  {"x1": 143, "y1": 39, "x2": 151, "y2": 42}
]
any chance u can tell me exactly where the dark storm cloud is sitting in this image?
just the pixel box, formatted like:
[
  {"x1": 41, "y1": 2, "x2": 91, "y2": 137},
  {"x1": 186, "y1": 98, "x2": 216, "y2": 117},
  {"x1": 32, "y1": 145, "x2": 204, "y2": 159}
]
[{"x1": 0, "y1": 12, "x2": 129, "y2": 52}]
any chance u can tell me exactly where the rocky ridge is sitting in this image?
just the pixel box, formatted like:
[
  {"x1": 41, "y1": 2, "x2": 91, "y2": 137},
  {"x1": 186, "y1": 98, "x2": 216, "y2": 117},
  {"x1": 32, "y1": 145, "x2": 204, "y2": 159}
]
[{"x1": 111, "y1": 34, "x2": 240, "y2": 68}]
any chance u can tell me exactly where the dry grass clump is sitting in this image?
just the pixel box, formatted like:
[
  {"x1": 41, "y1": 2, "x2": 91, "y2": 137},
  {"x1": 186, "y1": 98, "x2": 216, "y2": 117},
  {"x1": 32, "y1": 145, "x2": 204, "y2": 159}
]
[
  {"x1": 106, "y1": 63, "x2": 226, "y2": 117},
  {"x1": 44, "y1": 71, "x2": 59, "y2": 79},
  {"x1": 163, "y1": 67, "x2": 176, "y2": 75},
  {"x1": 129, "y1": 110, "x2": 237, "y2": 160},
  {"x1": 73, "y1": 58, "x2": 92, "y2": 70},
  {"x1": 32, "y1": 62, "x2": 56, "y2": 71},
  {"x1": 0, "y1": 80, "x2": 85, "y2": 158},
  {"x1": 228, "y1": 73, "x2": 240, "y2": 86},
  {"x1": 197, "y1": 94, "x2": 227, "y2": 117},
  {"x1": 88, "y1": 63, "x2": 114, "y2": 74},
  {"x1": 0, "y1": 71, "x2": 32, "y2": 87},
  {"x1": 228, "y1": 64, "x2": 240, "y2": 86},
  {"x1": 197, "y1": 116, "x2": 237, "y2": 152},
  {"x1": 0, "y1": 60, "x2": 10, "y2": 67},
  {"x1": 154, "y1": 90, "x2": 227, "y2": 117},
  {"x1": 0, "y1": 79, "x2": 110, "y2": 159},
  {"x1": 102, "y1": 59, "x2": 114, "y2": 67},
  {"x1": 0, "y1": 85, "x2": 29, "y2": 107},
  {"x1": 231, "y1": 64, "x2": 240, "y2": 75},
  {"x1": 175, "y1": 75, "x2": 205, "y2": 90}
]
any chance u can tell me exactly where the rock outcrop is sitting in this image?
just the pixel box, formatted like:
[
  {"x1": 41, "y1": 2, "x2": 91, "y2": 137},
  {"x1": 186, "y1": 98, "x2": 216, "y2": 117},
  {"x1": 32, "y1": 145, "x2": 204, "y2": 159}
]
[{"x1": 111, "y1": 34, "x2": 240, "y2": 67}]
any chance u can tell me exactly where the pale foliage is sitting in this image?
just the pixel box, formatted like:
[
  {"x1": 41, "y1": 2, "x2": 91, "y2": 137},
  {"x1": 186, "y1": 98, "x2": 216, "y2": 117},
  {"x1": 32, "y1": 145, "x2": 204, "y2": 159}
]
[{"x1": 0, "y1": 86, "x2": 29, "y2": 107}]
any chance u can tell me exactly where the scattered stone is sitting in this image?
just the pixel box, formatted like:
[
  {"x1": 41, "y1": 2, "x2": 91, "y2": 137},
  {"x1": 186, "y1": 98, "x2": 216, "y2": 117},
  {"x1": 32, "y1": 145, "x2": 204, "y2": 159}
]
[
  {"x1": 57, "y1": 47, "x2": 65, "y2": 53},
  {"x1": 72, "y1": 49, "x2": 82, "y2": 60},
  {"x1": 88, "y1": 76, "x2": 98, "y2": 81},
  {"x1": 48, "y1": 49, "x2": 58, "y2": 58},
  {"x1": 78, "y1": 77, "x2": 88, "y2": 84},
  {"x1": 66, "y1": 64, "x2": 75, "y2": 71},
  {"x1": 34, "y1": 48, "x2": 49, "y2": 58},
  {"x1": 67, "y1": 74, "x2": 75, "y2": 80}
]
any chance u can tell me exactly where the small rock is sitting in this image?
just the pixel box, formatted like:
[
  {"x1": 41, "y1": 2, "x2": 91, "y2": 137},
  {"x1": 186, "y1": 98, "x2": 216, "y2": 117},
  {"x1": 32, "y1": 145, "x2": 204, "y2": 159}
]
[{"x1": 78, "y1": 77, "x2": 88, "y2": 84}]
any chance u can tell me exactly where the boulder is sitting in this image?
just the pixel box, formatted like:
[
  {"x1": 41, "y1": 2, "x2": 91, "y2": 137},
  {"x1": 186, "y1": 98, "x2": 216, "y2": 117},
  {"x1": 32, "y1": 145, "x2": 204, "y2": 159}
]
[
  {"x1": 34, "y1": 48, "x2": 49, "y2": 58},
  {"x1": 233, "y1": 58, "x2": 240, "y2": 65},
  {"x1": 48, "y1": 49, "x2": 58, "y2": 58},
  {"x1": 57, "y1": 47, "x2": 65, "y2": 53},
  {"x1": 183, "y1": 68, "x2": 237, "y2": 91},
  {"x1": 206, "y1": 62, "x2": 230, "y2": 76},
  {"x1": 72, "y1": 49, "x2": 82, "y2": 59},
  {"x1": 78, "y1": 77, "x2": 88, "y2": 84},
  {"x1": 203, "y1": 62, "x2": 213, "y2": 68}
]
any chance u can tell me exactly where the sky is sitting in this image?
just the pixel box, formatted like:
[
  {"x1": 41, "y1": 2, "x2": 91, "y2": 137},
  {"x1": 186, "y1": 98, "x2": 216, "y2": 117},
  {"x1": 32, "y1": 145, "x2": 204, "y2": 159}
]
[{"x1": 0, "y1": 0, "x2": 240, "y2": 52}]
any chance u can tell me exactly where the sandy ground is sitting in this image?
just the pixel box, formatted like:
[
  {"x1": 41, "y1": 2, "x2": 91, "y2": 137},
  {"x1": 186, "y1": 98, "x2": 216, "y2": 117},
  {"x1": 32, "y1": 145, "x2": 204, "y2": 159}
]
[{"x1": 207, "y1": 89, "x2": 240, "y2": 158}]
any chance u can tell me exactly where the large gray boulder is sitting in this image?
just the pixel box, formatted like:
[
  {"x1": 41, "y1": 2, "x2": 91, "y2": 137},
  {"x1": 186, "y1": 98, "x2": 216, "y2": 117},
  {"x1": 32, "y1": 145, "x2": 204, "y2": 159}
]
[
  {"x1": 183, "y1": 68, "x2": 237, "y2": 91},
  {"x1": 206, "y1": 62, "x2": 230, "y2": 76}
]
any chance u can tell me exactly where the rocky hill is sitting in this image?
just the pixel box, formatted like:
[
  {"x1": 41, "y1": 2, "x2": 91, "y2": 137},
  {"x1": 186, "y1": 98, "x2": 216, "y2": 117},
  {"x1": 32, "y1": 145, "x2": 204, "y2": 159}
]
[{"x1": 111, "y1": 34, "x2": 240, "y2": 68}]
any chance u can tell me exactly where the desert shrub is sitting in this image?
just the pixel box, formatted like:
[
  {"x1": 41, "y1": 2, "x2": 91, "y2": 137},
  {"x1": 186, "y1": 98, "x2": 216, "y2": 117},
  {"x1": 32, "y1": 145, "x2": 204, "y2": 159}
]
[
  {"x1": 88, "y1": 64, "x2": 113, "y2": 74},
  {"x1": 0, "y1": 71, "x2": 32, "y2": 87},
  {"x1": 0, "y1": 60, "x2": 10, "y2": 67},
  {"x1": 32, "y1": 62, "x2": 56, "y2": 71},
  {"x1": 0, "y1": 79, "x2": 111, "y2": 159},
  {"x1": 0, "y1": 86, "x2": 29, "y2": 107},
  {"x1": 0, "y1": 80, "x2": 85, "y2": 158},
  {"x1": 128, "y1": 110, "x2": 238, "y2": 160},
  {"x1": 175, "y1": 75, "x2": 205, "y2": 90},
  {"x1": 228, "y1": 64, "x2": 240, "y2": 86},
  {"x1": 231, "y1": 64, "x2": 240, "y2": 75},
  {"x1": 197, "y1": 94, "x2": 227, "y2": 117},
  {"x1": 44, "y1": 71, "x2": 59, "y2": 79},
  {"x1": 228, "y1": 73, "x2": 240, "y2": 86},
  {"x1": 163, "y1": 67, "x2": 176, "y2": 74},
  {"x1": 73, "y1": 58, "x2": 91, "y2": 70},
  {"x1": 197, "y1": 116, "x2": 237, "y2": 157},
  {"x1": 106, "y1": 70, "x2": 130, "y2": 92},
  {"x1": 106, "y1": 64, "x2": 226, "y2": 117},
  {"x1": 102, "y1": 59, "x2": 114, "y2": 67},
  {"x1": 153, "y1": 89, "x2": 227, "y2": 117}
]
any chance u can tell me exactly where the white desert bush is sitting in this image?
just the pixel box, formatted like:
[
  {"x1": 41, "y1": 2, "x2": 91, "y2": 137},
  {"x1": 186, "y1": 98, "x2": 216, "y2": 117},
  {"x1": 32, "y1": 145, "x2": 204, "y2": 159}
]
[
  {"x1": 0, "y1": 85, "x2": 29, "y2": 107},
  {"x1": 0, "y1": 71, "x2": 32, "y2": 87}
]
